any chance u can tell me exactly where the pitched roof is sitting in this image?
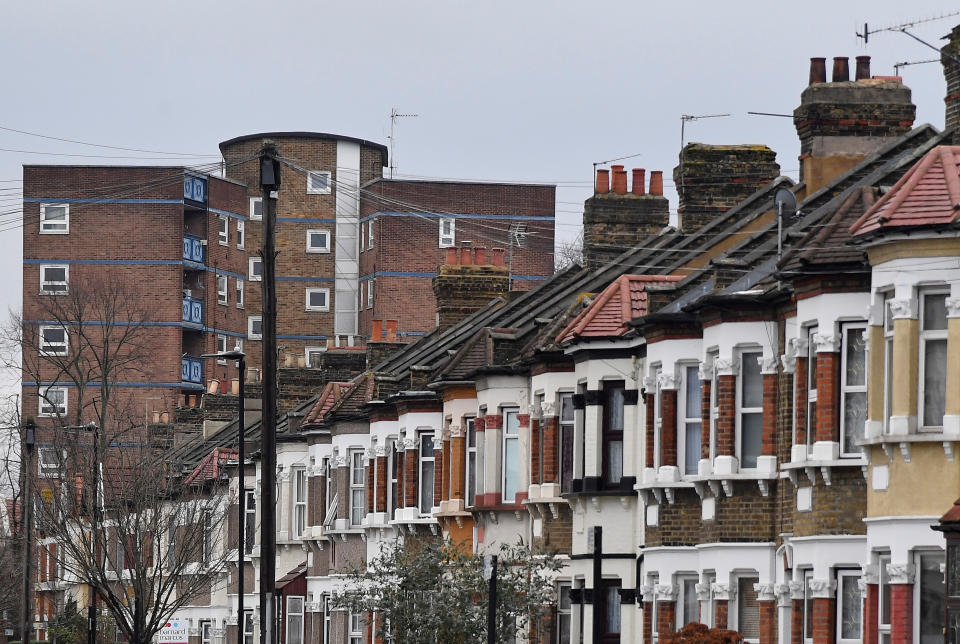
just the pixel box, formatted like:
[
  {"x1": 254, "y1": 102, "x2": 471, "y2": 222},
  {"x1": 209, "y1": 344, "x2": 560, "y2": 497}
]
[
  {"x1": 302, "y1": 381, "x2": 355, "y2": 427},
  {"x1": 556, "y1": 274, "x2": 681, "y2": 344},
  {"x1": 183, "y1": 447, "x2": 238, "y2": 486},
  {"x1": 850, "y1": 144, "x2": 960, "y2": 237}
]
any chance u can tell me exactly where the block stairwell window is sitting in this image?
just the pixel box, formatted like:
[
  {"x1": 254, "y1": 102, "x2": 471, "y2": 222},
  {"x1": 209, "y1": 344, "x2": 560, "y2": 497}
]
[
  {"x1": 439, "y1": 218, "x2": 455, "y2": 247},
  {"x1": 248, "y1": 315, "x2": 262, "y2": 340},
  {"x1": 249, "y1": 257, "x2": 262, "y2": 281},
  {"x1": 920, "y1": 290, "x2": 948, "y2": 430},
  {"x1": 419, "y1": 434, "x2": 435, "y2": 514},
  {"x1": 293, "y1": 468, "x2": 306, "y2": 538},
  {"x1": 602, "y1": 381, "x2": 625, "y2": 487},
  {"x1": 466, "y1": 418, "x2": 478, "y2": 506},
  {"x1": 218, "y1": 215, "x2": 228, "y2": 245},
  {"x1": 306, "y1": 229, "x2": 330, "y2": 253},
  {"x1": 367, "y1": 279, "x2": 374, "y2": 309},
  {"x1": 39, "y1": 386, "x2": 67, "y2": 417},
  {"x1": 683, "y1": 365, "x2": 702, "y2": 476},
  {"x1": 350, "y1": 450, "x2": 365, "y2": 525},
  {"x1": 502, "y1": 410, "x2": 520, "y2": 503},
  {"x1": 307, "y1": 171, "x2": 331, "y2": 194},
  {"x1": 739, "y1": 351, "x2": 763, "y2": 469},
  {"x1": 39, "y1": 325, "x2": 68, "y2": 356},
  {"x1": 559, "y1": 393, "x2": 574, "y2": 494},
  {"x1": 40, "y1": 264, "x2": 68, "y2": 294},
  {"x1": 806, "y1": 327, "x2": 818, "y2": 452},
  {"x1": 216, "y1": 334, "x2": 228, "y2": 364},
  {"x1": 368, "y1": 218, "x2": 374, "y2": 250},
  {"x1": 39, "y1": 203, "x2": 69, "y2": 234},
  {"x1": 236, "y1": 278, "x2": 244, "y2": 309},
  {"x1": 237, "y1": 220, "x2": 245, "y2": 249},
  {"x1": 249, "y1": 197, "x2": 263, "y2": 221},
  {"x1": 305, "y1": 288, "x2": 330, "y2": 312},
  {"x1": 217, "y1": 275, "x2": 228, "y2": 305},
  {"x1": 840, "y1": 323, "x2": 867, "y2": 455}
]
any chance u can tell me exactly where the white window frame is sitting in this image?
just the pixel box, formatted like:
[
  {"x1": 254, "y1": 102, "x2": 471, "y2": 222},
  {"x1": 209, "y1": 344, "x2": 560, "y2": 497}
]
[
  {"x1": 39, "y1": 325, "x2": 68, "y2": 356},
  {"x1": 305, "y1": 346, "x2": 325, "y2": 367},
  {"x1": 249, "y1": 256, "x2": 262, "y2": 282},
  {"x1": 249, "y1": 197, "x2": 263, "y2": 221},
  {"x1": 680, "y1": 363, "x2": 702, "y2": 476},
  {"x1": 244, "y1": 488, "x2": 256, "y2": 555},
  {"x1": 368, "y1": 218, "x2": 374, "y2": 250},
  {"x1": 200, "y1": 621, "x2": 212, "y2": 644},
  {"x1": 466, "y1": 418, "x2": 477, "y2": 506},
  {"x1": 735, "y1": 574, "x2": 760, "y2": 641},
  {"x1": 216, "y1": 334, "x2": 228, "y2": 364},
  {"x1": 307, "y1": 171, "x2": 332, "y2": 195},
  {"x1": 708, "y1": 352, "x2": 719, "y2": 460},
  {"x1": 387, "y1": 438, "x2": 398, "y2": 518},
  {"x1": 367, "y1": 279, "x2": 374, "y2": 309},
  {"x1": 217, "y1": 274, "x2": 228, "y2": 306},
  {"x1": 305, "y1": 288, "x2": 330, "y2": 312},
  {"x1": 556, "y1": 582, "x2": 571, "y2": 644},
  {"x1": 38, "y1": 447, "x2": 63, "y2": 478},
  {"x1": 293, "y1": 467, "x2": 307, "y2": 538},
  {"x1": 218, "y1": 215, "x2": 228, "y2": 245},
  {"x1": 40, "y1": 264, "x2": 69, "y2": 295},
  {"x1": 39, "y1": 386, "x2": 67, "y2": 417},
  {"x1": 919, "y1": 289, "x2": 949, "y2": 431},
  {"x1": 802, "y1": 568, "x2": 814, "y2": 644},
  {"x1": 360, "y1": 222, "x2": 366, "y2": 253},
  {"x1": 237, "y1": 220, "x2": 245, "y2": 249},
  {"x1": 558, "y1": 392, "x2": 574, "y2": 494},
  {"x1": 652, "y1": 365, "x2": 663, "y2": 470},
  {"x1": 306, "y1": 229, "x2": 331, "y2": 254},
  {"x1": 806, "y1": 326, "x2": 818, "y2": 452},
  {"x1": 350, "y1": 450, "x2": 365, "y2": 526},
  {"x1": 737, "y1": 349, "x2": 763, "y2": 470},
  {"x1": 913, "y1": 549, "x2": 946, "y2": 644},
  {"x1": 439, "y1": 217, "x2": 455, "y2": 248},
  {"x1": 650, "y1": 572, "x2": 660, "y2": 638},
  {"x1": 419, "y1": 433, "x2": 435, "y2": 514},
  {"x1": 502, "y1": 408, "x2": 520, "y2": 503},
  {"x1": 840, "y1": 322, "x2": 868, "y2": 457},
  {"x1": 836, "y1": 569, "x2": 863, "y2": 644},
  {"x1": 236, "y1": 278, "x2": 244, "y2": 309},
  {"x1": 883, "y1": 294, "x2": 895, "y2": 435},
  {"x1": 348, "y1": 610, "x2": 363, "y2": 644},
  {"x1": 248, "y1": 315, "x2": 262, "y2": 340},
  {"x1": 39, "y1": 203, "x2": 69, "y2": 234},
  {"x1": 286, "y1": 596, "x2": 304, "y2": 644},
  {"x1": 677, "y1": 574, "x2": 701, "y2": 629},
  {"x1": 878, "y1": 553, "x2": 891, "y2": 642},
  {"x1": 701, "y1": 572, "x2": 716, "y2": 628},
  {"x1": 242, "y1": 610, "x2": 255, "y2": 644}
]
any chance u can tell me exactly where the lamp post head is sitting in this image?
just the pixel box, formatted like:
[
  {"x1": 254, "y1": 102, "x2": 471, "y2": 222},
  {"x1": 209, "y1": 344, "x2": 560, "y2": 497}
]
[{"x1": 201, "y1": 350, "x2": 246, "y2": 361}]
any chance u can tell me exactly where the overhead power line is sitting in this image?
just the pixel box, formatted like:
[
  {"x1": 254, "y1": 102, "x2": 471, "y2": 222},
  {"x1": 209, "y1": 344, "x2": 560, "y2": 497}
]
[{"x1": 0, "y1": 124, "x2": 217, "y2": 157}]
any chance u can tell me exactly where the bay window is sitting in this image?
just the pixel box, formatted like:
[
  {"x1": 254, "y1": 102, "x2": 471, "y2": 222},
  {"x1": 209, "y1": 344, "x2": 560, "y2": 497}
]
[
  {"x1": 878, "y1": 554, "x2": 891, "y2": 643},
  {"x1": 602, "y1": 381, "x2": 625, "y2": 486},
  {"x1": 708, "y1": 352, "x2": 719, "y2": 460},
  {"x1": 883, "y1": 296, "x2": 894, "y2": 435},
  {"x1": 920, "y1": 290, "x2": 948, "y2": 430},
  {"x1": 598, "y1": 578, "x2": 621, "y2": 641},
  {"x1": 293, "y1": 468, "x2": 306, "y2": 538},
  {"x1": 466, "y1": 419, "x2": 478, "y2": 506},
  {"x1": 678, "y1": 575, "x2": 700, "y2": 628},
  {"x1": 534, "y1": 392, "x2": 545, "y2": 484},
  {"x1": 806, "y1": 327, "x2": 818, "y2": 451},
  {"x1": 348, "y1": 611, "x2": 363, "y2": 644},
  {"x1": 736, "y1": 576, "x2": 759, "y2": 638},
  {"x1": 350, "y1": 450, "x2": 365, "y2": 525},
  {"x1": 286, "y1": 597, "x2": 304, "y2": 644},
  {"x1": 683, "y1": 365, "x2": 702, "y2": 475},
  {"x1": 803, "y1": 569, "x2": 814, "y2": 643},
  {"x1": 419, "y1": 434, "x2": 435, "y2": 513},
  {"x1": 387, "y1": 439, "x2": 398, "y2": 516},
  {"x1": 836, "y1": 570, "x2": 862, "y2": 643},
  {"x1": 918, "y1": 551, "x2": 945, "y2": 644},
  {"x1": 739, "y1": 351, "x2": 763, "y2": 469},
  {"x1": 559, "y1": 393, "x2": 574, "y2": 494},
  {"x1": 244, "y1": 489, "x2": 256, "y2": 554},
  {"x1": 556, "y1": 582, "x2": 571, "y2": 644},
  {"x1": 840, "y1": 323, "x2": 867, "y2": 455},
  {"x1": 503, "y1": 410, "x2": 520, "y2": 502}
]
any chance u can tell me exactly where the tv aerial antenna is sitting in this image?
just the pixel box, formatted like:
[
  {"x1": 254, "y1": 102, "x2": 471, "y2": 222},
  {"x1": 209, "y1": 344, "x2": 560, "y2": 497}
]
[
  {"x1": 679, "y1": 113, "x2": 730, "y2": 199},
  {"x1": 773, "y1": 187, "x2": 798, "y2": 261},
  {"x1": 855, "y1": 12, "x2": 960, "y2": 66},
  {"x1": 893, "y1": 58, "x2": 939, "y2": 75},
  {"x1": 388, "y1": 108, "x2": 419, "y2": 179}
]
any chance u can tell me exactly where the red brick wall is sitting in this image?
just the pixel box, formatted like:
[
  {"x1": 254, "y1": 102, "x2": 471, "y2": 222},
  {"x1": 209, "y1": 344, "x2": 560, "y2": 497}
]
[
  {"x1": 375, "y1": 456, "x2": 387, "y2": 512},
  {"x1": 657, "y1": 600, "x2": 676, "y2": 635},
  {"x1": 434, "y1": 444, "x2": 444, "y2": 504},
  {"x1": 758, "y1": 600, "x2": 777, "y2": 644},
  {"x1": 716, "y1": 375, "x2": 736, "y2": 456},
  {"x1": 530, "y1": 417, "x2": 541, "y2": 484},
  {"x1": 404, "y1": 447, "x2": 418, "y2": 508},
  {"x1": 812, "y1": 598, "x2": 835, "y2": 644},
  {"x1": 645, "y1": 393, "x2": 655, "y2": 468},
  {"x1": 701, "y1": 379, "x2": 712, "y2": 459},
  {"x1": 863, "y1": 584, "x2": 878, "y2": 644},
  {"x1": 661, "y1": 389, "x2": 678, "y2": 467},
  {"x1": 791, "y1": 599, "x2": 803, "y2": 644},
  {"x1": 366, "y1": 457, "x2": 375, "y2": 514},
  {"x1": 795, "y1": 357, "x2": 808, "y2": 447},
  {"x1": 890, "y1": 584, "x2": 913, "y2": 644},
  {"x1": 714, "y1": 599, "x2": 728, "y2": 629},
  {"x1": 542, "y1": 416, "x2": 559, "y2": 483},
  {"x1": 643, "y1": 601, "x2": 653, "y2": 644},
  {"x1": 762, "y1": 373, "x2": 777, "y2": 456},
  {"x1": 815, "y1": 352, "x2": 840, "y2": 443}
]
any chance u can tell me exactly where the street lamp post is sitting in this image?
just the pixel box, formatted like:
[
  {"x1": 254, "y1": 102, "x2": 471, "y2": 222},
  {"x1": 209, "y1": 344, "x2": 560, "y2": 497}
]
[{"x1": 201, "y1": 348, "x2": 247, "y2": 639}]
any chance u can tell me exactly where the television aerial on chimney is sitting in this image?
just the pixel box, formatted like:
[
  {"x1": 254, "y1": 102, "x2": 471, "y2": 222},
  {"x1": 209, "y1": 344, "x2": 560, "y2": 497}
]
[{"x1": 773, "y1": 187, "x2": 798, "y2": 261}]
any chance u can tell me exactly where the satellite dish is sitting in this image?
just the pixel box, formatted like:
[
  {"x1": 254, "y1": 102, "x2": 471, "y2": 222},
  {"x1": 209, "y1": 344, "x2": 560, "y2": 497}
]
[{"x1": 774, "y1": 188, "x2": 798, "y2": 218}]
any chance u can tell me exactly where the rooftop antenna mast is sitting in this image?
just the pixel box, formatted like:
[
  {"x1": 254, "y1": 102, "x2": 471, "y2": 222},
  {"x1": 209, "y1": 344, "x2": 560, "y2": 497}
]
[
  {"x1": 856, "y1": 11, "x2": 960, "y2": 44},
  {"x1": 388, "y1": 108, "x2": 418, "y2": 179},
  {"x1": 893, "y1": 58, "x2": 940, "y2": 75},
  {"x1": 591, "y1": 152, "x2": 643, "y2": 191},
  {"x1": 679, "y1": 113, "x2": 730, "y2": 199}
]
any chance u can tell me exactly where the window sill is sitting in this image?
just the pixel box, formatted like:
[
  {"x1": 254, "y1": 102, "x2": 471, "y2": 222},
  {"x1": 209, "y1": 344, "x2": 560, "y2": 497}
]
[
  {"x1": 306, "y1": 249, "x2": 331, "y2": 254},
  {"x1": 781, "y1": 449, "x2": 867, "y2": 487},
  {"x1": 645, "y1": 459, "x2": 781, "y2": 500},
  {"x1": 388, "y1": 512, "x2": 440, "y2": 536},
  {"x1": 859, "y1": 430, "x2": 960, "y2": 463}
]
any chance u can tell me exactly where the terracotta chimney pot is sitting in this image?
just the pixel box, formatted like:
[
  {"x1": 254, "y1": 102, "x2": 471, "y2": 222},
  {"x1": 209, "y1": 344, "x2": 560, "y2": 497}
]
[
  {"x1": 474, "y1": 246, "x2": 487, "y2": 265},
  {"x1": 459, "y1": 246, "x2": 472, "y2": 265},
  {"x1": 809, "y1": 57, "x2": 827, "y2": 84},
  {"x1": 612, "y1": 165, "x2": 627, "y2": 194},
  {"x1": 855, "y1": 55, "x2": 871, "y2": 81},
  {"x1": 595, "y1": 169, "x2": 610, "y2": 194},
  {"x1": 372, "y1": 319, "x2": 383, "y2": 340},
  {"x1": 386, "y1": 320, "x2": 398, "y2": 342},
  {"x1": 445, "y1": 247, "x2": 458, "y2": 265},
  {"x1": 832, "y1": 56, "x2": 850, "y2": 82},
  {"x1": 649, "y1": 171, "x2": 664, "y2": 196},
  {"x1": 632, "y1": 168, "x2": 646, "y2": 195},
  {"x1": 491, "y1": 248, "x2": 505, "y2": 266}
]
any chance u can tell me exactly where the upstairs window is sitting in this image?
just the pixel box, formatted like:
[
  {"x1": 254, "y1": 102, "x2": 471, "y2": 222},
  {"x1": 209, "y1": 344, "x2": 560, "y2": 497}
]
[
  {"x1": 216, "y1": 334, "x2": 228, "y2": 363},
  {"x1": 249, "y1": 197, "x2": 263, "y2": 221},
  {"x1": 217, "y1": 275, "x2": 228, "y2": 305},
  {"x1": 708, "y1": 350, "x2": 719, "y2": 460},
  {"x1": 40, "y1": 203, "x2": 69, "y2": 234},
  {"x1": 306, "y1": 288, "x2": 330, "y2": 312},
  {"x1": 244, "y1": 489, "x2": 255, "y2": 554},
  {"x1": 683, "y1": 365, "x2": 702, "y2": 475},
  {"x1": 307, "y1": 171, "x2": 331, "y2": 194},
  {"x1": 466, "y1": 418, "x2": 478, "y2": 506},
  {"x1": 350, "y1": 450, "x2": 365, "y2": 526},
  {"x1": 367, "y1": 280, "x2": 374, "y2": 309},
  {"x1": 439, "y1": 218, "x2": 455, "y2": 248},
  {"x1": 920, "y1": 290, "x2": 948, "y2": 430},
  {"x1": 602, "y1": 381, "x2": 625, "y2": 486},
  {"x1": 39, "y1": 325, "x2": 68, "y2": 356},
  {"x1": 419, "y1": 434, "x2": 435, "y2": 514},
  {"x1": 739, "y1": 351, "x2": 763, "y2": 469},
  {"x1": 249, "y1": 257, "x2": 262, "y2": 281},
  {"x1": 840, "y1": 323, "x2": 867, "y2": 455},
  {"x1": 806, "y1": 327, "x2": 818, "y2": 451},
  {"x1": 368, "y1": 218, "x2": 374, "y2": 249},
  {"x1": 293, "y1": 468, "x2": 307, "y2": 538},
  {"x1": 236, "y1": 278, "x2": 244, "y2": 309},
  {"x1": 248, "y1": 315, "x2": 262, "y2": 340},
  {"x1": 559, "y1": 393, "x2": 574, "y2": 494},
  {"x1": 502, "y1": 410, "x2": 520, "y2": 502},
  {"x1": 387, "y1": 439, "x2": 399, "y2": 517},
  {"x1": 883, "y1": 295, "x2": 895, "y2": 435},
  {"x1": 237, "y1": 220, "x2": 245, "y2": 249},
  {"x1": 218, "y1": 215, "x2": 228, "y2": 245},
  {"x1": 39, "y1": 386, "x2": 67, "y2": 417},
  {"x1": 306, "y1": 229, "x2": 330, "y2": 253},
  {"x1": 40, "y1": 264, "x2": 68, "y2": 294}
]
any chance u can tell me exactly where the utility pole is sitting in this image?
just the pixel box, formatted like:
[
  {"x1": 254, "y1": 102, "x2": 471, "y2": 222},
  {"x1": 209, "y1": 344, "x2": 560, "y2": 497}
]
[
  {"x1": 388, "y1": 108, "x2": 418, "y2": 179},
  {"x1": 258, "y1": 142, "x2": 281, "y2": 644},
  {"x1": 21, "y1": 420, "x2": 35, "y2": 644}
]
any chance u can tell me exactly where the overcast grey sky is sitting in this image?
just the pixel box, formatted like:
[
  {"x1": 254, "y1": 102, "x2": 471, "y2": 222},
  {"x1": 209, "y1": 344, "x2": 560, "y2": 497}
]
[{"x1": 1, "y1": 0, "x2": 957, "y2": 334}]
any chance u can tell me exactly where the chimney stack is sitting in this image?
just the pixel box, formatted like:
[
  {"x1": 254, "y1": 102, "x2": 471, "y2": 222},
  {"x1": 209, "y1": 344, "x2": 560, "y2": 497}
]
[
  {"x1": 943, "y1": 24, "x2": 960, "y2": 135},
  {"x1": 632, "y1": 168, "x2": 646, "y2": 195},
  {"x1": 432, "y1": 244, "x2": 510, "y2": 332},
  {"x1": 855, "y1": 55, "x2": 871, "y2": 81},
  {"x1": 595, "y1": 169, "x2": 610, "y2": 194},
  {"x1": 832, "y1": 56, "x2": 850, "y2": 82},
  {"x1": 809, "y1": 57, "x2": 827, "y2": 85}
]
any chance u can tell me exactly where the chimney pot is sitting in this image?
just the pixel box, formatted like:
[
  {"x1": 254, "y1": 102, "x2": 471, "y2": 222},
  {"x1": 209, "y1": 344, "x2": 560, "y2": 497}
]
[
  {"x1": 809, "y1": 57, "x2": 827, "y2": 85},
  {"x1": 632, "y1": 168, "x2": 646, "y2": 195},
  {"x1": 649, "y1": 170, "x2": 664, "y2": 196},
  {"x1": 445, "y1": 247, "x2": 458, "y2": 265},
  {"x1": 491, "y1": 248, "x2": 505, "y2": 266},
  {"x1": 832, "y1": 56, "x2": 850, "y2": 82},
  {"x1": 595, "y1": 169, "x2": 610, "y2": 194},
  {"x1": 474, "y1": 246, "x2": 487, "y2": 265},
  {"x1": 459, "y1": 246, "x2": 472, "y2": 265},
  {"x1": 855, "y1": 55, "x2": 871, "y2": 81},
  {"x1": 612, "y1": 165, "x2": 627, "y2": 194},
  {"x1": 385, "y1": 320, "x2": 398, "y2": 342},
  {"x1": 371, "y1": 319, "x2": 383, "y2": 340}
]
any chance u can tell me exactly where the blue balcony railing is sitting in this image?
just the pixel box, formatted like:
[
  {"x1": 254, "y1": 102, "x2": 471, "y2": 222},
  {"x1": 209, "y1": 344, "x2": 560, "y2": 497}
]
[
  {"x1": 182, "y1": 297, "x2": 204, "y2": 326},
  {"x1": 183, "y1": 235, "x2": 205, "y2": 264},
  {"x1": 181, "y1": 356, "x2": 203, "y2": 384}
]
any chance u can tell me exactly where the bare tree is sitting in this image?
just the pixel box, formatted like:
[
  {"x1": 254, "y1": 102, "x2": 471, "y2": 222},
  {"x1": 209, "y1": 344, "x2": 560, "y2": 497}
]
[
  {"x1": 32, "y1": 437, "x2": 231, "y2": 644},
  {"x1": 554, "y1": 230, "x2": 583, "y2": 271}
]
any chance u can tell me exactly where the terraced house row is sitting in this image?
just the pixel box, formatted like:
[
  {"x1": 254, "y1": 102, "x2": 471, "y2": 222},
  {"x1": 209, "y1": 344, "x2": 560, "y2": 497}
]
[{"x1": 26, "y1": 25, "x2": 960, "y2": 644}]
